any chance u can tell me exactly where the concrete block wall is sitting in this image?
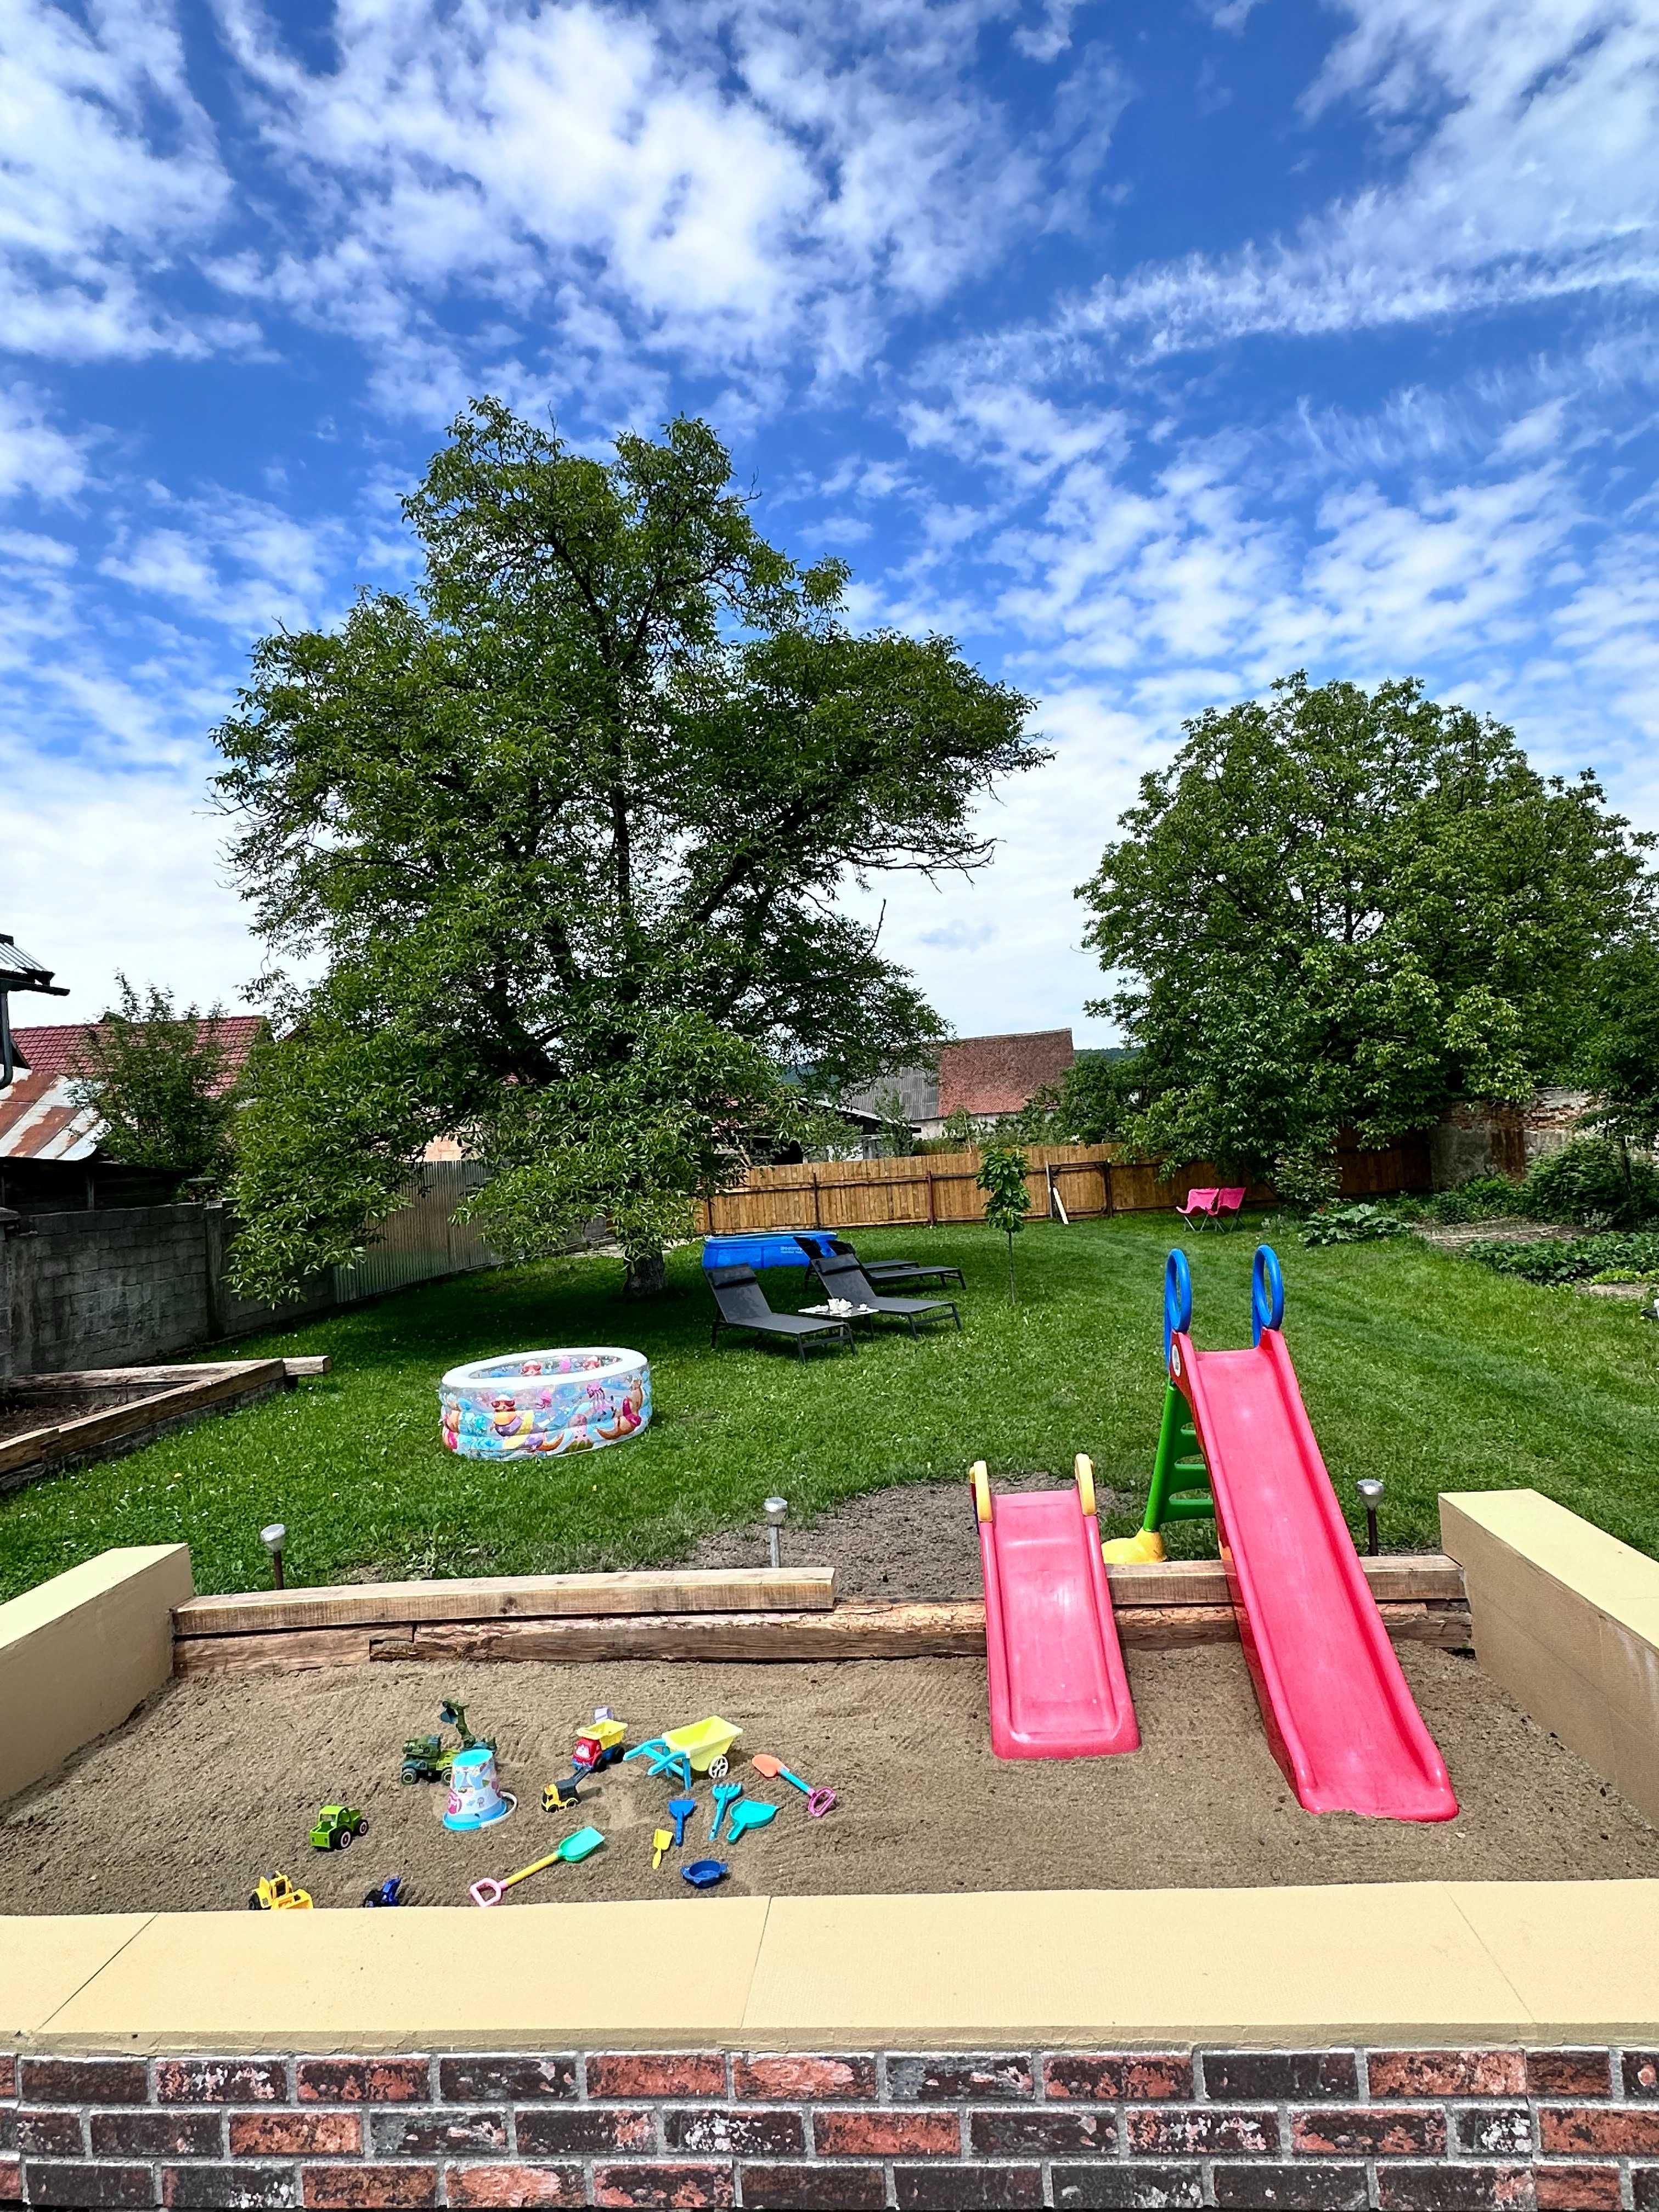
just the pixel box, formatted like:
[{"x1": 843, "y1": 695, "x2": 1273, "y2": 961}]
[{"x1": 2, "y1": 1208, "x2": 213, "y2": 1376}]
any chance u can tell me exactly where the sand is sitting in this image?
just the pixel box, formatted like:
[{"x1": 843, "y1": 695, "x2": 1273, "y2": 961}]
[{"x1": 3, "y1": 1641, "x2": 1655, "y2": 1916}]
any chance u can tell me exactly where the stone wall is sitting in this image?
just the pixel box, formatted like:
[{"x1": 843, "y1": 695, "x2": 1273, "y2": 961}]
[{"x1": 3, "y1": 2042, "x2": 1655, "y2": 2208}]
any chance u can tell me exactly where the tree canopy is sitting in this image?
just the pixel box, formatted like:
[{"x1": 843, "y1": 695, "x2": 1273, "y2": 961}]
[
  {"x1": 70, "y1": 979, "x2": 243, "y2": 1189},
  {"x1": 217, "y1": 400, "x2": 1040, "y2": 1296},
  {"x1": 1078, "y1": 672, "x2": 1651, "y2": 1200}
]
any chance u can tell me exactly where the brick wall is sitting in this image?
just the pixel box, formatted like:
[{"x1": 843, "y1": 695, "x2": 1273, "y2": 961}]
[{"x1": 6, "y1": 2045, "x2": 1659, "y2": 2208}]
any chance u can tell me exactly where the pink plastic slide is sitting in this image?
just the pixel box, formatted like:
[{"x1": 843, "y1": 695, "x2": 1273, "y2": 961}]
[
  {"x1": 974, "y1": 1463, "x2": 1140, "y2": 1760},
  {"x1": 1171, "y1": 1325, "x2": 1457, "y2": 1821}
]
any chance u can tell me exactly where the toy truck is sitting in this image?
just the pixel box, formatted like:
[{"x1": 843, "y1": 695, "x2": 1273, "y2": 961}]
[
  {"x1": 309, "y1": 1805, "x2": 369, "y2": 1851},
  {"x1": 248, "y1": 1872, "x2": 313, "y2": 1911},
  {"x1": 400, "y1": 1698, "x2": 496, "y2": 1785},
  {"x1": 572, "y1": 1716, "x2": 628, "y2": 1772}
]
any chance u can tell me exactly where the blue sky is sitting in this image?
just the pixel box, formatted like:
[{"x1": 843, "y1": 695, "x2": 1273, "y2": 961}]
[{"x1": 5, "y1": 0, "x2": 1658, "y2": 1040}]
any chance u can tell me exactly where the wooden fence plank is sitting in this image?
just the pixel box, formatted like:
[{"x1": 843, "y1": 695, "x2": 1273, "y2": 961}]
[{"x1": 173, "y1": 1565, "x2": 838, "y2": 1638}]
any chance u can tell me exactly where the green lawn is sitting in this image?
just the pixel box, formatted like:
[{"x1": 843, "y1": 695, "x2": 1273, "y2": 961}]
[{"x1": 2, "y1": 1216, "x2": 1657, "y2": 1601}]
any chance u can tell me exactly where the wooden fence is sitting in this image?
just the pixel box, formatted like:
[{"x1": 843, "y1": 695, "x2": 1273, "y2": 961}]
[{"x1": 694, "y1": 1135, "x2": 1431, "y2": 1235}]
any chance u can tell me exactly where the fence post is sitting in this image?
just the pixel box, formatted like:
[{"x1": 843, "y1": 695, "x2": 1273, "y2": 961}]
[
  {"x1": 926, "y1": 1171, "x2": 935, "y2": 1226},
  {"x1": 811, "y1": 1172, "x2": 822, "y2": 1229}
]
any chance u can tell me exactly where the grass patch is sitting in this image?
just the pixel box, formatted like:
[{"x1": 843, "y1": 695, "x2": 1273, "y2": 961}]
[{"x1": 1, "y1": 1215, "x2": 1657, "y2": 1600}]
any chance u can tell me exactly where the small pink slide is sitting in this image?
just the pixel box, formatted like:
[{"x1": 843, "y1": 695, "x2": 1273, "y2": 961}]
[{"x1": 973, "y1": 1459, "x2": 1139, "y2": 1760}]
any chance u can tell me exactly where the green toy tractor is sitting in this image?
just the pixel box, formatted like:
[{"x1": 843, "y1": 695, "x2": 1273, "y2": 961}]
[
  {"x1": 309, "y1": 1804, "x2": 368, "y2": 1851},
  {"x1": 399, "y1": 1697, "x2": 496, "y2": 1785}
]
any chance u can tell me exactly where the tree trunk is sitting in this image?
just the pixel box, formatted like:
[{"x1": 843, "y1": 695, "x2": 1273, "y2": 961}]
[
  {"x1": 623, "y1": 1248, "x2": 667, "y2": 1298},
  {"x1": 1006, "y1": 1229, "x2": 1016, "y2": 1304}
]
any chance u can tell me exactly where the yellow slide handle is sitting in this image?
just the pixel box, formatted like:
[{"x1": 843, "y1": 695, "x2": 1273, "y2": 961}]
[
  {"x1": 970, "y1": 1460, "x2": 993, "y2": 1523},
  {"x1": 1074, "y1": 1453, "x2": 1097, "y2": 1520}
]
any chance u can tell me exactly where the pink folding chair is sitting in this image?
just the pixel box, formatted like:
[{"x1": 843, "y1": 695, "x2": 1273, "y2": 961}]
[
  {"x1": 1215, "y1": 1186, "x2": 1246, "y2": 1226},
  {"x1": 1175, "y1": 1186, "x2": 1220, "y2": 1229}
]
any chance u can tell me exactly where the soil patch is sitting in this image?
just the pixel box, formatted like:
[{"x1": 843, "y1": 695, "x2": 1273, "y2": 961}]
[
  {"x1": 3, "y1": 1643, "x2": 1654, "y2": 1916},
  {"x1": 1412, "y1": 1221, "x2": 1579, "y2": 1251},
  {"x1": 0, "y1": 1389, "x2": 149, "y2": 1446},
  {"x1": 685, "y1": 1472, "x2": 1091, "y2": 1601}
]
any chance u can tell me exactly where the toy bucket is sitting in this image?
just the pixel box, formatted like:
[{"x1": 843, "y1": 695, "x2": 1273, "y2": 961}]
[{"x1": 443, "y1": 1745, "x2": 515, "y2": 1831}]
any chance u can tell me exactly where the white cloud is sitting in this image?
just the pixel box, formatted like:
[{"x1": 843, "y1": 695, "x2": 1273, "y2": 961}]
[
  {"x1": 0, "y1": 384, "x2": 89, "y2": 499},
  {"x1": 0, "y1": 0, "x2": 246, "y2": 359},
  {"x1": 98, "y1": 490, "x2": 346, "y2": 632}
]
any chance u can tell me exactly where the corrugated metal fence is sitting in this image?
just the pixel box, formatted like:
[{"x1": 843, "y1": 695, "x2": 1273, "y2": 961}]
[{"x1": 331, "y1": 1162, "x2": 497, "y2": 1303}]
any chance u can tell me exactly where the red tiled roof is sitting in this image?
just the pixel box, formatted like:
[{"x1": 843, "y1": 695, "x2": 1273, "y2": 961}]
[
  {"x1": 10, "y1": 1017, "x2": 264, "y2": 1086},
  {"x1": 937, "y1": 1028, "x2": 1075, "y2": 1118},
  {"x1": 1, "y1": 1018, "x2": 266, "y2": 1163}
]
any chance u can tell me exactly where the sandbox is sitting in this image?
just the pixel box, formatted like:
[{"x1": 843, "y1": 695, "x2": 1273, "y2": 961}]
[{"x1": 3, "y1": 1640, "x2": 1656, "y2": 1917}]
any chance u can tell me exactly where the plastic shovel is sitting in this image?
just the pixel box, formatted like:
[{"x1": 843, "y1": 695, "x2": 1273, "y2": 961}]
[
  {"x1": 726, "y1": 1800, "x2": 777, "y2": 1842},
  {"x1": 666, "y1": 1797, "x2": 696, "y2": 1847},
  {"x1": 750, "y1": 1754, "x2": 836, "y2": 1819},
  {"x1": 470, "y1": 1825, "x2": 605, "y2": 1906}
]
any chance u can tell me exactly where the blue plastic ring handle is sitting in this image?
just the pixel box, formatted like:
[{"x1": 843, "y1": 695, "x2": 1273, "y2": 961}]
[
  {"x1": 1251, "y1": 1245, "x2": 1285, "y2": 1345},
  {"x1": 1164, "y1": 1249, "x2": 1193, "y2": 1370}
]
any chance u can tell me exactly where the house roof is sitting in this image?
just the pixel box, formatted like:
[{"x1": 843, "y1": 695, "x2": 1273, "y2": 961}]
[
  {"x1": 936, "y1": 1028, "x2": 1075, "y2": 1118},
  {"x1": 0, "y1": 1017, "x2": 265, "y2": 1164}
]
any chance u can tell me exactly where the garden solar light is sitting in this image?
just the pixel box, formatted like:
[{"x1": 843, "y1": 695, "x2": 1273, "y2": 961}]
[
  {"x1": 764, "y1": 1496, "x2": 788, "y2": 1570},
  {"x1": 1356, "y1": 1478, "x2": 1384, "y2": 1558},
  {"x1": 260, "y1": 1522, "x2": 287, "y2": 1589}
]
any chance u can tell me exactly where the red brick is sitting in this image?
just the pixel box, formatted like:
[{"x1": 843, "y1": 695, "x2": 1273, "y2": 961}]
[
  {"x1": 893, "y1": 2168, "x2": 1043, "y2": 2210},
  {"x1": 815, "y1": 2107, "x2": 961, "y2": 2156},
  {"x1": 1203, "y1": 2050, "x2": 1358, "y2": 2100},
  {"x1": 664, "y1": 2108, "x2": 804, "y2": 2154},
  {"x1": 297, "y1": 2058, "x2": 428, "y2": 2104},
  {"x1": 889, "y1": 2053, "x2": 1033, "y2": 2100},
  {"x1": 1536, "y1": 2169, "x2": 1621, "y2": 2211},
  {"x1": 25, "y1": 2165, "x2": 153, "y2": 2208},
  {"x1": 586, "y1": 2054, "x2": 726, "y2": 2100},
  {"x1": 0, "y1": 2058, "x2": 15, "y2": 2099},
  {"x1": 1634, "y1": 2169, "x2": 1659, "y2": 2209},
  {"x1": 591, "y1": 2165, "x2": 735, "y2": 2208},
  {"x1": 92, "y1": 2109, "x2": 224, "y2": 2157},
  {"x1": 302, "y1": 2166, "x2": 438, "y2": 2208},
  {"x1": 165, "y1": 2169, "x2": 299, "y2": 2209},
  {"x1": 1527, "y1": 2052, "x2": 1613, "y2": 2098},
  {"x1": 20, "y1": 2056, "x2": 148, "y2": 2105},
  {"x1": 156, "y1": 2057, "x2": 287, "y2": 2103},
  {"x1": 970, "y1": 2108, "x2": 1110, "y2": 2153},
  {"x1": 438, "y1": 2058, "x2": 577, "y2": 2103},
  {"x1": 1050, "y1": 2169, "x2": 1201, "y2": 2209},
  {"x1": 739, "y1": 2165, "x2": 885, "y2": 2210},
  {"x1": 1457, "y1": 2105, "x2": 1532, "y2": 2156},
  {"x1": 232, "y1": 2109, "x2": 363, "y2": 2156},
  {"x1": 1627, "y1": 2052, "x2": 1659, "y2": 2096},
  {"x1": 1214, "y1": 2166, "x2": 1367, "y2": 2210},
  {"x1": 1368, "y1": 2049, "x2": 1526, "y2": 2098},
  {"x1": 1126, "y1": 2106, "x2": 1275, "y2": 2155},
  {"x1": 734, "y1": 2056, "x2": 877, "y2": 2101},
  {"x1": 0, "y1": 2158, "x2": 18, "y2": 2207},
  {"x1": 1542, "y1": 2106, "x2": 1659, "y2": 2156},
  {"x1": 1045, "y1": 2054, "x2": 1193, "y2": 2101},
  {"x1": 1291, "y1": 2107, "x2": 1446, "y2": 2156},
  {"x1": 516, "y1": 2108, "x2": 655, "y2": 2155},
  {"x1": 445, "y1": 2169, "x2": 585, "y2": 2208},
  {"x1": 371, "y1": 2108, "x2": 508, "y2": 2155},
  {"x1": 15, "y1": 2110, "x2": 83, "y2": 2156},
  {"x1": 1375, "y1": 2170, "x2": 1536, "y2": 2209}
]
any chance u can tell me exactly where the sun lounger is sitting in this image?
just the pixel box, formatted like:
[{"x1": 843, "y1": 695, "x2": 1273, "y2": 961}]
[
  {"x1": 808, "y1": 1249, "x2": 961, "y2": 1337},
  {"x1": 707, "y1": 1265, "x2": 856, "y2": 1359},
  {"x1": 795, "y1": 1234, "x2": 965, "y2": 1290}
]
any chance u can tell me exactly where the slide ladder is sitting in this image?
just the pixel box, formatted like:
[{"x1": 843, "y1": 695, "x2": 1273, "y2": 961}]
[
  {"x1": 973, "y1": 1458, "x2": 1139, "y2": 1761},
  {"x1": 1163, "y1": 1246, "x2": 1457, "y2": 1822}
]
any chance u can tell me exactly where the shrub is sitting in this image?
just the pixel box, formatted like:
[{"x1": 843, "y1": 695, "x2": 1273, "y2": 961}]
[
  {"x1": 1464, "y1": 1230, "x2": 1659, "y2": 1286},
  {"x1": 1301, "y1": 1203, "x2": 1410, "y2": 1248},
  {"x1": 1519, "y1": 1137, "x2": 1659, "y2": 1228}
]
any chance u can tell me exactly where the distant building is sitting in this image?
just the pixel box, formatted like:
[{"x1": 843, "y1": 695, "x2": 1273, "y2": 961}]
[
  {"x1": 844, "y1": 1028, "x2": 1075, "y2": 1142},
  {"x1": 0, "y1": 1017, "x2": 264, "y2": 1213}
]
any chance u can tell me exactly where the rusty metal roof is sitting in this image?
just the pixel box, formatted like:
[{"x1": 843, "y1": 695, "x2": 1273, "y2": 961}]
[
  {"x1": 0, "y1": 1018, "x2": 265, "y2": 1162},
  {"x1": 0, "y1": 1063, "x2": 99, "y2": 1162}
]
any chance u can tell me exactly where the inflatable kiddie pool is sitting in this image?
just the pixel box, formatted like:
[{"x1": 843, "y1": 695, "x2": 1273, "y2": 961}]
[{"x1": 439, "y1": 1348, "x2": 651, "y2": 1459}]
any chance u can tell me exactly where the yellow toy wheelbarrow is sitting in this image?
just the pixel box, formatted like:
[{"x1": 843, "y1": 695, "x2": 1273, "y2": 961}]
[{"x1": 626, "y1": 1716, "x2": 743, "y2": 1785}]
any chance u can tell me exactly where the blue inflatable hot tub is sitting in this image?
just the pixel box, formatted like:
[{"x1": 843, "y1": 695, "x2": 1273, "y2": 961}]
[{"x1": 702, "y1": 1230, "x2": 836, "y2": 1272}]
